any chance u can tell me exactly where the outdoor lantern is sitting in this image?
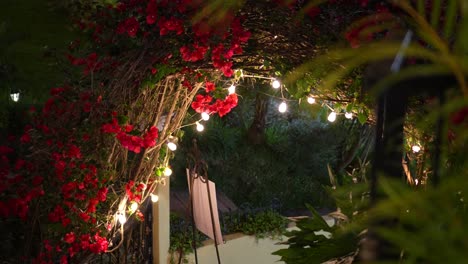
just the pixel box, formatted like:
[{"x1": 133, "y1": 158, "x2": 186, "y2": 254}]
[
  {"x1": 328, "y1": 112, "x2": 337, "y2": 122},
  {"x1": 10, "y1": 92, "x2": 20, "y2": 102}
]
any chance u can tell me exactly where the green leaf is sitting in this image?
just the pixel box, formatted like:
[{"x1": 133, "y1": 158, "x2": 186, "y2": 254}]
[{"x1": 357, "y1": 113, "x2": 367, "y2": 125}]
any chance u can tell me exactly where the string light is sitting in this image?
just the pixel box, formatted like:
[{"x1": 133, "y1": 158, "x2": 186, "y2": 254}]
[
  {"x1": 345, "y1": 112, "x2": 353, "y2": 119},
  {"x1": 272, "y1": 79, "x2": 281, "y2": 89},
  {"x1": 307, "y1": 96, "x2": 316, "y2": 104},
  {"x1": 130, "y1": 202, "x2": 138, "y2": 212},
  {"x1": 327, "y1": 112, "x2": 337, "y2": 122},
  {"x1": 201, "y1": 112, "x2": 210, "y2": 121},
  {"x1": 228, "y1": 85, "x2": 236, "y2": 95},
  {"x1": 150, "y1": 193, "x2": 159, "y2": 203},
  {"x1": 117, "y1": 213, "x2": 127, "y2": 225},
  {"x1": 10, "y1": 92, "x2": 20, "y2": 102},
  {"x1": 167, "y1": 142, "x2": 177, "y2": 151},
  {"x1": 278, "y1": 101, "x2": 287, "y2": 113},
  {"x1": 412, "y1": 145, "x2": 421, "y2": 153},
  {"x1": 164, "y1": 167, "x2": 173, "y2": 177},
  {"x1": 196, "y1": 122, "x2": 204, "y2": 132}
]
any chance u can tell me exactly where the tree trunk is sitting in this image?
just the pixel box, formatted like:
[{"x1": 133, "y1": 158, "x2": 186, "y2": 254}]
[{"x1": 247, "y1": 92, "x2": 268, "y2": 145}]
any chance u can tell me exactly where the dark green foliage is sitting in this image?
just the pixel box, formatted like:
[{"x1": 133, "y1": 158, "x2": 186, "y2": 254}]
[
  {"x1": 273, "y1": 204, "x2": 358, "y2": 264},
  {"x1": 223, "y1": 209, "x2": 289, "y2": 239},
  {"x1": 172, "y1": 103, "x2": 352, "y2": 211},
  {"x1": 370, "y1": 172, "x2": 468, "y2": 264},
  {"x1": 169, "y1": 213, "x2": 204, "y2": 255}
]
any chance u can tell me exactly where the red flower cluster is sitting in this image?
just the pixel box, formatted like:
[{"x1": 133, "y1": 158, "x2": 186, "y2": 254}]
[
  {"x1": 158, "y1": 16, "x2": 184, "y2": 36},
  {"x1": 180, "y1": 44, "x2": 209, "y2": 62},
  {"x1": 67, "y1": 53, "x2": 103, "y2": 75},
  {"x1": 102, "y1": 119, "x2": 159, "y2": 153},
  {"x1": 117, "y1": 17, "x2": 140, "y2": 37},
  {"x1": 191, "y1": 93, "x2": 238, "y2": 117},
  {"x1": 125, "y1": 180, "x2": 146, "y2": 203}
]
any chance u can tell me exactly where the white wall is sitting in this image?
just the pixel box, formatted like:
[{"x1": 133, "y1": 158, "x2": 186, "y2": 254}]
[{"x1": 184, "y1": 232, "x2": 288, "y2": 264}]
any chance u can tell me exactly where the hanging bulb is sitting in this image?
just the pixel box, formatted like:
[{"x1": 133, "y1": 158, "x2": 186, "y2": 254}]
[
  {"x1": 130, "y1": 202, "x2": 138, "y2": 212},
  {"x1": 307, "y1": 96, "x2": 316, "y2": 104},
  {"x1": 327, "y1": 112, "x2": 337, "y2": 122},
  {"x1": 228, "y1": 85, "x2": 236, "y2": 95},
  {"x1": 167, "y1": 142, "x2": 177, "y2": 151},
  {"x1": 345, "y1": 112, "x2": 353, "y2": 119},
  {"x1": 278, "y1": 101, "x2": 287, "y2": 113},
  {"x1": 412, "y1": 145, "x2": 421, "y2": 153},
  {"x1": 10, "y1": 92, "x2": 20, "y2": 102},
  {"x1": 164, "y1": 167, "x2": 173, "y2": 177},
  {"x1": 196, "y1": 122, "x2": 204, "y2": 132},
  {"x1": 201, "y1": 112, "x2": 210, "y2": 121},
  {"x1": 117, "y1": 213, "x2": 127, "y2": 225},
  {"x1": 271, "y1": 79, "x2": 281, "y2": 89},
  {"x1": 150, "y1": 193, "x2": 159, "y2": 203}
]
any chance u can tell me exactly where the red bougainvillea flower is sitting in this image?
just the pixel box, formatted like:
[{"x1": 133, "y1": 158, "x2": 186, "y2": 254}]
[
  {"x1": 117, "y1": 17, "x2": 140, "y2": 37},
  {"x1": 146, "y1": 0, "x2": 158, "y2": 24},
  {"x1": 158, "y1": 16, "x2": 184, "y2": 35},
  {"x1": 180, "y1": 44, "x2": 209, "y2": 62},
  {"x1": 50, "y1": 87, "x2": 66, "y2": 96},
  {"x1": 204, "y1": 81, "x2": 215, "y2": 92},
  {"x1": 97, "y1": 187, "x2": 108, "y2": 202},
  {"x1": 67, "y1": 145, "x2": 82, "y2": 159},
  {"x1": 86, "y1": 198, "x2": 99, "y2": 213},
  {"x1": 136, "y1": 210, "x2": 144, "y2": 221},
  {"x1": 191, "y1": 94, "x2": 213, "y2": 113},
  {"x1": 64, "y1": 232, "x2": 76, "y2": 244},
  {"x1": 89, "y1": 233, "x2": 108, "y2": 253},
  {"x1": 79, "y1": 212, "x2": 91, "y2": 222},
  {"x1": 101, "y1": 118, "x2": 120, "y2": 133}
]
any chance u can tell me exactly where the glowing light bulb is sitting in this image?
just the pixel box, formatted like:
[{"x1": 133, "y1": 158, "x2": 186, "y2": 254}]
[
  {"x1": 278, "y1": 102, "x2": 287, "y2": 113},
  {"x1": 150, "y1": 194, "x2": 159, "y2": 203},
  {"x1": 412, "y1": 145, "x2": 421, "y2": 153},
  {"x1": 307, "y1": 96, "x2": 316, "y2": 104},
  {"x1": 228, "y1": 85, "x2": 236, "y2": 95},
  {"x1": 201, "y1": 112, "x2": 210, "y2": 121},
  {"x1": 272, "y1": 79, "x2": 281, "y2": 89},
  {"x1": 327, "y1": 112, "x2": 337, "y2": 122},
  {"x1": 117, "y1": 213, "x2": 126, "y2": 225},
  {"x1": 345, "y1": 112, "x2": 353, "y2": 119},
  {"x1": 130, "y1": 202, "x2": 138, "y2": 212},
  {"x1": 196, "y1": 122, "x2": 204, "y2": 132},
  {"x1": 164, "y1": 167, "x2": 172, "y2": 177},
  {"x1": 167, "y1": 142, "x2": 177, "y2": 151},
  {"x1": 10, "y1": 93, "x2": 20, "y2": 102}
]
